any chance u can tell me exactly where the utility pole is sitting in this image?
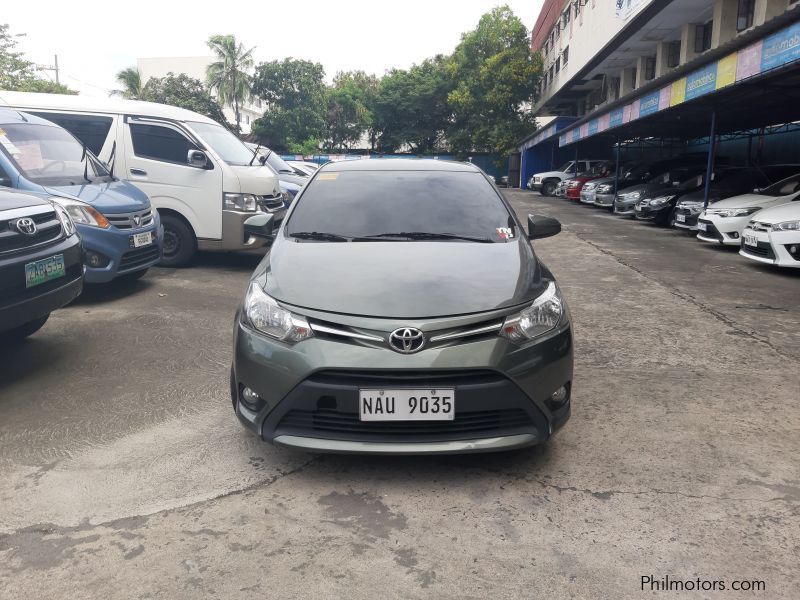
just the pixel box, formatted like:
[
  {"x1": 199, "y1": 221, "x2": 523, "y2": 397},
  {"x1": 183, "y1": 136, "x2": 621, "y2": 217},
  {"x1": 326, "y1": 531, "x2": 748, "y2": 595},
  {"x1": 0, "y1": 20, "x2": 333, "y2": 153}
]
[{"x1": 38, "y1": 54, "x2": 60, "y2": 84}]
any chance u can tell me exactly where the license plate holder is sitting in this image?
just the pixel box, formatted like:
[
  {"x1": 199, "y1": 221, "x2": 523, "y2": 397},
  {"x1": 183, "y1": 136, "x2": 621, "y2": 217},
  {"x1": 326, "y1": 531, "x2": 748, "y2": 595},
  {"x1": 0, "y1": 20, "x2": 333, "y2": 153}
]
[
  {"x1": 130, "y1": 231, "x2": 153, "y2": 248},
  {"x1": 25, "y1": 254, "x2": 66, "y2": 288},
  {"x1": 676, "y1": 214, "x2": 686, "y2": 223},
  {"x1": 744, "y1": 234, "x2": 758, "y2": 247},
  {"x1": 359, "y1": 388, "x2": 455, "y2": 421},
  {"x1": 698, "y1": 222, "x2": 707, "y2": 232}
]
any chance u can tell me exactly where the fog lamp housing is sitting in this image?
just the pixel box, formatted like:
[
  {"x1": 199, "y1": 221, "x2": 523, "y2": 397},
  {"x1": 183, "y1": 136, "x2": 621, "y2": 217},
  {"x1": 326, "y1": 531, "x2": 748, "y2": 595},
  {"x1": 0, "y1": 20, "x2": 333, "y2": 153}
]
[
  {"x1": 86, "y1": 251, "x2": 110, "y2": 268},
  {"x1": 545, "y1": 384, "x2": 571, "y2": 411},
  {"x1": 240, "y1": 386, "x2": 266, "y2": 412}
]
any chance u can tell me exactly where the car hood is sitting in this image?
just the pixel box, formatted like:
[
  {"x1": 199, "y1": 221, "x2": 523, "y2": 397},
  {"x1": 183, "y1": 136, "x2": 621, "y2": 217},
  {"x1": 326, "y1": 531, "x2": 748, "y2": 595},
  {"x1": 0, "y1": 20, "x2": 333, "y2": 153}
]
[
  {"x1": 750, "y1": 201, "x2": 800, "y2": 224},
  {"x1": 533, "y1": 171, "x2": 566, "y2": 179},
  {"x1": 260, "y1": 237, "x2": 545, "y2": 318},
  {"x1": 44, "y1": 179, "x2": 150, "y2": 213},
  {"x1": 228, "y1": 164, "x2": 281, "y2": 196},
  {"x1": 700, "y1": 192, "x2": 794, "y2": 209},
  {"x1": 0, "y1": 188, "x2": 53, "y2": 211},
  {"x1": 278, "y1": 173, "x2": 308, "y2": 187}
]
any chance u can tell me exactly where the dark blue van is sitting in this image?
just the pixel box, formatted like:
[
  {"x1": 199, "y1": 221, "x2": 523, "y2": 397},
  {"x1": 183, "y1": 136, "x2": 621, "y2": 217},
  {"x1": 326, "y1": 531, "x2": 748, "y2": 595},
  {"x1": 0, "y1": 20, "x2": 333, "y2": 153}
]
[{"x1": 0, "y1": 108, "x2": 162, "y2": 282}]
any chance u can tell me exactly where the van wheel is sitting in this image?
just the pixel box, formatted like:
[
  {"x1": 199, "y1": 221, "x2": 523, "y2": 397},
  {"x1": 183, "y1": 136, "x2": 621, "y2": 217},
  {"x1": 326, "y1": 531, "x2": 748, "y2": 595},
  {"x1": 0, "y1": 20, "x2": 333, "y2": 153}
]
[
  {"x1": 542, "y1": 180, "x2": 557, "y2": 196},
  {"x1": 160, "y1": 215, "x2": 196, "y2": 268},
  {"x1": 4, "y1": 314, "x2": 49, "y2": 340}
]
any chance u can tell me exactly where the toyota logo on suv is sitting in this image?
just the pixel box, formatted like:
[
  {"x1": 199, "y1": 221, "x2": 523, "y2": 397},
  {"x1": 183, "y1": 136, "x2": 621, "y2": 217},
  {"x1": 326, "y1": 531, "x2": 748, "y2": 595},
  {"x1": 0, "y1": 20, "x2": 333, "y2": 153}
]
[
  {"x1": 388, "y1": 327, "x2": 425, "y2": 354},
  {"x1": 15, "y1": 217, "x2": 37, "y2": 235}
]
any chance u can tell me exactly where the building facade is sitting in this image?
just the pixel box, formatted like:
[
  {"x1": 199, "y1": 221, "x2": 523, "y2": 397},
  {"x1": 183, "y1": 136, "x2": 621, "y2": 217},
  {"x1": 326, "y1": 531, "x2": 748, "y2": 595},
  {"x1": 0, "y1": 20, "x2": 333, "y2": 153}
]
[{"x1": 137, "y1": 56, "x2": 262, "y2": 133}]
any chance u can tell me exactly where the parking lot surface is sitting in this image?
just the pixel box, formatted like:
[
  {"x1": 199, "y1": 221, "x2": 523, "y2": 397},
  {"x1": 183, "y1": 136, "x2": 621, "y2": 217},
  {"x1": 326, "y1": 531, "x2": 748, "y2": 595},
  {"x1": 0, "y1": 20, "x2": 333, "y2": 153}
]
[{"x1": 1, "y1": 190, "x2": 798, "y2": 599}]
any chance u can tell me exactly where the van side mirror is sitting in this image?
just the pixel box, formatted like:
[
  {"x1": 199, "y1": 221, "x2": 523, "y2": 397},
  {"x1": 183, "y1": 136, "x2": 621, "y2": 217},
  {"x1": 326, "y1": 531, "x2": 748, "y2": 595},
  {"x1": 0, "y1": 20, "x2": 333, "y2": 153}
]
[
  {"x1": 527, "y1": 214, "x2": 561, "y2": 240},
  {"x1": 187, "y1": 149, "x2": 209, "y2": 169},
  {"x1": 244, "y1": 213, "x2": 275, "y2": 240}
]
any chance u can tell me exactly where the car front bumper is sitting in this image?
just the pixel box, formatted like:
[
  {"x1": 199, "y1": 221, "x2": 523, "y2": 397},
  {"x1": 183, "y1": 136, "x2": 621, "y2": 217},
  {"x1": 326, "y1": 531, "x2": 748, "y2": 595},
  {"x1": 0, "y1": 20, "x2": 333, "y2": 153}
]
[
  {"x1": 529, "y1": 181, "x2": 542, "y2": 191},
  {"x1": 739, "y1": 228, "x2": 800, "y2": 268},
  {"x1": 579, "y1": 190, "x2": 596, "y2": 204},
  {"x1": 594, "y1": 193, "x2": 615, "y2": 207},
  {"x1": 634, "y1": 203, "x2": 670, "y2": 221},
  {"x1": 232, "y1": 315, "x2": 573, "y2": 454},
  {"x1": 697, "y1": 214, "x2": 751, "y2": 246},
  {"x1": 80, "y1": 213, "x2": 163, "y2": 283},
  {"x1": 673, "y1": 211, "x2": 701, "y2": 230}
]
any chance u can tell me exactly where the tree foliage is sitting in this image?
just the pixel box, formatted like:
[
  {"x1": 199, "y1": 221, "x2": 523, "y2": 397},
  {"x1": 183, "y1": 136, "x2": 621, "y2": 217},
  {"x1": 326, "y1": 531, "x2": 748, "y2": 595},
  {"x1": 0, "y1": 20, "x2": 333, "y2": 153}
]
[
  {"x1": 325, "y1": 71, "x2": 378, "y2": 151},
  {"x1": 250, "y1": 58, "x2": 327, "y2": 151},
  {"x1": 113, "y1": 67, "x2": 144, "y2": 99},
  {"x1": 142, "y1": 73, "x2": 228, "y2": 125},
  {"x1": 206, "y1": 34, "x2": 254, "y2": 131},
  {"x1": 0, "y1": 24, "x2": 76, "y2": 94}
]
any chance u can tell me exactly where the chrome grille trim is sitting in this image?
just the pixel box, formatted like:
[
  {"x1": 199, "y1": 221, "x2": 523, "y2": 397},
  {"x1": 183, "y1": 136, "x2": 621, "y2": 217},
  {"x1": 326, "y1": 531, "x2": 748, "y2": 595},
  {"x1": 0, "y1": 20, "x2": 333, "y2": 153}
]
[
  {"x1": 429, "y1": 322, "x2": 504, "y2": 343},
  {"x1": 106, "y1": 209, "x2": 154, "y2": 230},
  {"x1": 310, "y1": 323, "x2": 385, "y2": 343}
]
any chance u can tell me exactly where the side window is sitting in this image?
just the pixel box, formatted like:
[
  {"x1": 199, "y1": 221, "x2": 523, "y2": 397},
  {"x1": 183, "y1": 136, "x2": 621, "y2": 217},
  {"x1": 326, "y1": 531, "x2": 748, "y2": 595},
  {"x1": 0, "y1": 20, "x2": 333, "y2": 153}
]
[
  {"x1": 0, "y1": 163, "x2": 11, "y2": 186},
  {"x1": 29, "y1": 112, "x2": 112, "y2": 155},
  {"x1": 581, "y1": 162, "x2": 591, "y2": 172},
  {"x1": 130, "y1": 123, "x2": 196, "y2": 164}
]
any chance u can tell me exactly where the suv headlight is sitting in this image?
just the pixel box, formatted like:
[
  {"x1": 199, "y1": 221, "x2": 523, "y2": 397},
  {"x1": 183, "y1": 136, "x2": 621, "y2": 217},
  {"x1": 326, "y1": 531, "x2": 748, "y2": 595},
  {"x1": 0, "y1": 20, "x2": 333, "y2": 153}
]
[
  {"x1": 500, "y1": 282, "x2": 566, "y2": 344},
  {"x1": 708, "y1": 207, "x2": 760, "y2": 218},
  {"x1": 649, "y1": 195, "x2": 675, "y2": 206},
  {"x1": 51, "y1": 197, "x2": 109, "y2": 228},
  {"x1": 223, "y1": 193, "x2": 258, "y2": 212},
  {"x1": 52, "y1": 202, "x2": 77, "y2": 236},
  {"x1": 241, "y1": 281, "x2": 313, "y2": 343},
  {"x1": 773, "y1": 220, "x2": 800, "y2": 231}
]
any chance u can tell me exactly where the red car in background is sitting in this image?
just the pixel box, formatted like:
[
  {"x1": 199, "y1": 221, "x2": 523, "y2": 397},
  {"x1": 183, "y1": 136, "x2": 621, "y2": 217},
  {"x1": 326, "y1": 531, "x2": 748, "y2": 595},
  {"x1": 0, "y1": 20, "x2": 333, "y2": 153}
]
[{"x1": 563, "y1": 162, "x2": 613, "y2": 201}]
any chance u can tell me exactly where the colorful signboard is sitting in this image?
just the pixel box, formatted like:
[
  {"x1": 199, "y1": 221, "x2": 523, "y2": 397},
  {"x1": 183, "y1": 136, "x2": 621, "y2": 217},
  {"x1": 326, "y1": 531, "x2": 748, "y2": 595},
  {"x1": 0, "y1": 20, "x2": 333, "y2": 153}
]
[
  {"x1": 716, "y1": 53, "x2": 738, "y2": 88},
  {"x1": 760, "y1": 20, "x2": 800, "y2": 71},
  {"x1": 638, "y1": 90, "x2": 661, "y2": 117},
  {"x1": 685, "y1": 62, "x2": 718, "y2": 100}
]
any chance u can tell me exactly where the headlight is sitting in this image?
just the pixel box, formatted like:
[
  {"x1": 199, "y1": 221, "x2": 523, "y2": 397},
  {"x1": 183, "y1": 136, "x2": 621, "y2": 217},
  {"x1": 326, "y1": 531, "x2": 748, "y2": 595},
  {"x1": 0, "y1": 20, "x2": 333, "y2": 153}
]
[
  {"x1": 241, "y1": 281, "x2": 313, "y2": 342},
  {"x1": 534, "y1": 177, "x2": 541, "y2": 183},
  {"x1": 223, "y1": 193, "x2": 258, "y2": 212},
  {"x1": 708, "y1": 207, "x2": 760, "y2": 218},
  {"x1": 596, "y1": 184, "x2": 612, "y2": 193},
  {"x1": 622, "y1": 191, "x2": 641, "y2": 201},
  {"x1": 567, "y1": 180, "x2": 581, "y2": 188},
  {"x1": 52, "y1": 202, "x2": 77, "y2": 236},
  {"x1": 649, "y1": 195, "x2": 675, "y2": 206},
  {"x1": 773, "y1": 220, "x2": 800, "y2": 231},
  {"x1": 51, "y1": 197, "x2": 109, "y2": 228},
  {"x1": 500, "y1": 282, "x2": 565, "y2": 344}
]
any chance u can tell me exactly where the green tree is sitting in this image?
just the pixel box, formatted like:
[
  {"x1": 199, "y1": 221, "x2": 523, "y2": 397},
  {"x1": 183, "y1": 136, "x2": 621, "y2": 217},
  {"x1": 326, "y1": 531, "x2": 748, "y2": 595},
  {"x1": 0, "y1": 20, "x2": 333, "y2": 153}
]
[
  {"x1": 446, "y1": 5, "x2": 541, "y2": 157},
  {"x1": 113, "y1": 66, "x2": 145, "y2": 99},
  {"x1": 372, "y1": 56, "x2": 451, "y2": 153},
  {"x1": 0, "y1": 24, "x2": 76, "y2": 94},
  {"x1": 206, "y1": 34, "x2": 254, "y2": 132},
  {"x1": 325, "y1": 71, "x2": 378, "y2": 151},
  {"x1": 141, "y1": 73, "x2": 228, "y2": 125},
  {"x1": 251, "y1": 57, "x2": 327, "y2": 151}
]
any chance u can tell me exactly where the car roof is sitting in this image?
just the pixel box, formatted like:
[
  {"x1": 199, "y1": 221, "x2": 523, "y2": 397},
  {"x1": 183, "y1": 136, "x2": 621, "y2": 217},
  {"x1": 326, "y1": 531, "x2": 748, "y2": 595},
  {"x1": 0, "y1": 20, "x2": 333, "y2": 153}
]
[
  {"x1": 0, "y1": 91, "x2": 218, "y2": 125},
  {"x1": 321, "y1": 158, "x2": 481, "y2": 173}
]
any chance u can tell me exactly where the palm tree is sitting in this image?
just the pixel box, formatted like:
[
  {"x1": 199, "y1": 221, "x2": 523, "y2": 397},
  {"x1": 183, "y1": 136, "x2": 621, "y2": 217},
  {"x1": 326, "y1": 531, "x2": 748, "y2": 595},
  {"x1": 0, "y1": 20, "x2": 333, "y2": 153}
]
[
  {"x1": 206, "y1": 35, "x2": 254, "y2": 131},
  {"x1": 112, "y1": 67, "x2": 144, "y2": 99}
]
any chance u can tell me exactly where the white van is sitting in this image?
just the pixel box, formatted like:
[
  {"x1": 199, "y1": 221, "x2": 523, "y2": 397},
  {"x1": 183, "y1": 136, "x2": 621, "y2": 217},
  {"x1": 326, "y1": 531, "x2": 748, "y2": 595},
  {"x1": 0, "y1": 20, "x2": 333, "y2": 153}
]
[{"x1": 0, "y1": 91, "x2": 283, "y2": 266}]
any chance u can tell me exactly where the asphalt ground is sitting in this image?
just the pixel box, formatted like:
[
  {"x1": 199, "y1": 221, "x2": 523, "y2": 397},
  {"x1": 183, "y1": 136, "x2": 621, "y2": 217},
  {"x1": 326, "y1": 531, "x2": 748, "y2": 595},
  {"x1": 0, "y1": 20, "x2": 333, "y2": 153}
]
[{"x1": 1, "y1": 189, "x2": 798, "y2": 599}]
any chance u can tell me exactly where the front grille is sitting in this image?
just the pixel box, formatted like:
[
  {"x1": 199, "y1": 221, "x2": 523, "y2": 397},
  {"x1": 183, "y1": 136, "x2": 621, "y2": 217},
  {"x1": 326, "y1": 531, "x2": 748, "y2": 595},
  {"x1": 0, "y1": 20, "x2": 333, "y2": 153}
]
[
  {"x1": 106, "y1": 210, "x2": 154, "y2": 230},
  {"x1": 749, "y1": 221, "x2": 772, "y2": 232},
  {"x1": 118, "y1": 245, "x2": 160, "y2": 271},
  {"x1": 279, "y1": 408, "x2": 533, "y2": 437},
  {"x1": 0, "y1": 211, "x2": 62, "y2": 254},
  {"x1": 741, "y1": 241, "x2": 775, "y2": 259},
  {"x1": 257, "y1": 194, "x2": 285, "y2": 212}
]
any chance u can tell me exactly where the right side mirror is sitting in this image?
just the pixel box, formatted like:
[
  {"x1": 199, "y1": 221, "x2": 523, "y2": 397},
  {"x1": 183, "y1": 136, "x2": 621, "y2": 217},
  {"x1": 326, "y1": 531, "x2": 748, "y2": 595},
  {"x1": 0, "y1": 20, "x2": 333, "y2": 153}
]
[
  {"x1": 187, "y1": 149, "x2": 209, "y2": 169},
  {"x1": 527, "y1": 214, "x2": 561, "y2": 240},
  {"x1": 244, "y1": 213, "x2": 275, "y2": 240}
]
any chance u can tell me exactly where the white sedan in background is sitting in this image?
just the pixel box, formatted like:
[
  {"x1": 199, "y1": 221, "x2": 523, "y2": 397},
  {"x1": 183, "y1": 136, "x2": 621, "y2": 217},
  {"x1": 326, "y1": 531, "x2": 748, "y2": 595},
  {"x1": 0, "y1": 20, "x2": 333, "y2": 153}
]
[
  {"x1": 739, "y1": 201, "x2": 800, "y2": 268},
  {"x1": 697, "y1": 173, "x2": 800, "y2": 245},
  {"x1": 287, "y1": 161, "x2": 320, "y2": 176}
]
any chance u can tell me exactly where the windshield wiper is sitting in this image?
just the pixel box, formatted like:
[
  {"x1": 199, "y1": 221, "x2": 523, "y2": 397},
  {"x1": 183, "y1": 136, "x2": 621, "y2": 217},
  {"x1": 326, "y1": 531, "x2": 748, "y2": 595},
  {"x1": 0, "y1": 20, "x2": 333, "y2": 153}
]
[
  {"x1": 363, "y1": 232, "x2": 494, "y2": 243},
  {"x1": 249, "y1": 140, "x2": 262, "y2": 166},
  {"x1": 289, "y1": 231, "x2": 351, "y2": 242}
]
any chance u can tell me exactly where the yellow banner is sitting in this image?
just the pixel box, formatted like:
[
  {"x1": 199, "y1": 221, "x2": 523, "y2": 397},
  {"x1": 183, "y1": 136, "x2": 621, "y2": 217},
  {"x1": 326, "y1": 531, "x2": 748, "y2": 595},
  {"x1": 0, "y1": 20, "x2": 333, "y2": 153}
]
[
  {"x1": 670, "y1": 78, "x2": 687, "y2": 106},
  {"x1": 716, "y1": 53, "x2": 738, "y2": 89}
]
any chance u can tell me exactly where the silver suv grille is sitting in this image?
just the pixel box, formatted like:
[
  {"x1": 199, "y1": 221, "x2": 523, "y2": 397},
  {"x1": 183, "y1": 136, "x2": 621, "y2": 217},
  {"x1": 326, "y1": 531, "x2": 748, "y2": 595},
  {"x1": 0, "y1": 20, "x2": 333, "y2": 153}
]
[
  {"x1": 0, "y1": 207, "x2": 63, "y2": 255},
  {"x1": 106, "y1": 209, "x2": 154, "y2": 230}
]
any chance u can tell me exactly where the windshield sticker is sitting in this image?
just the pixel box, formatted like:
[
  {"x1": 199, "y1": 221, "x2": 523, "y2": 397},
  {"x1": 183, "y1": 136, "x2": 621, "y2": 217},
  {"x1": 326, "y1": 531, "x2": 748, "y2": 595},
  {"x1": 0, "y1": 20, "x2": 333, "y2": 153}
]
[
  {"x1": 317, "y1": 173, "x2": 339, "y2": 181},
  {"x1": 496, "y1": 227, "x2": 514, "y2": 240},
  {"x1": 14, "y1": 141, "x2": 44, "y2": 171}
]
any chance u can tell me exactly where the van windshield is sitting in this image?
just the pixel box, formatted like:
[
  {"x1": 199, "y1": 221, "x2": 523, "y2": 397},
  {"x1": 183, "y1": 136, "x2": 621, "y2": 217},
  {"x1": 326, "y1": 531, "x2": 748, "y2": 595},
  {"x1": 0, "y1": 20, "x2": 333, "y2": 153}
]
[
  {"x1": 187, "y1": 121, "x2": 255, "y2": 166},
  {"x1": 0, "y1": 123, "x2": 110, "y2": 185}
]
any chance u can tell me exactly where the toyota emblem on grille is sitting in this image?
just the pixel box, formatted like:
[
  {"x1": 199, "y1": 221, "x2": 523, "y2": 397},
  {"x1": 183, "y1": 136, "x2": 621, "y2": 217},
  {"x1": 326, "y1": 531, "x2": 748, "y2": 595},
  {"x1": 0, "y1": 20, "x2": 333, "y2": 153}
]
[
  {"x1": 389, "y1": 328, "x2": 425, "y2": 354},
  {"x1": 15, "y1": 217, "x2": 37, "y2": 235},
  {"x1": 133, "y1": 215, "x2": 141, "y2": 227}
]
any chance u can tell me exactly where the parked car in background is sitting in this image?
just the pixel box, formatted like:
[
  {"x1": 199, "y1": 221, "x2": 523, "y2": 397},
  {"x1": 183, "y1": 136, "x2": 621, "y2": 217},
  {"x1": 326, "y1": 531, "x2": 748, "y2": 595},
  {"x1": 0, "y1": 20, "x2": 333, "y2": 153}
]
[
  {"x1": 286, "y1": 161, "x2": 319, "y2": 176},
  {"x1": 1, "y1": 92, "x2": 283, "y2": 267},
  {"x1": 246, "y1": 144, "x2": 307, "y2": 205},
  {"x1": 232, "y1": 159, "x2": 573, "y2": 454},
  {"x1": 739, "y1": 202, "x2": 800, "y2": 268},
  {"x1": 0, "y1": 108, "x2": 162, "y2": 282},
  {"x1": 0, "y1": 188, "x2": 83, "y2": 339},
  {"x1": 672, "y1": 165, "x2": 800, "y2": 232},
  {"x1": 614, "y1": 166, "x2": 706, "y2": 217},
  {"x1": 528, "y1": 159, "x2": 607, "y2": 196},
  {"x1": 696, "y1": 172, "x2": 800, "y2": 245},
  {"x1": 564, "y1": 162, "x2": 612, "y2": 202}
]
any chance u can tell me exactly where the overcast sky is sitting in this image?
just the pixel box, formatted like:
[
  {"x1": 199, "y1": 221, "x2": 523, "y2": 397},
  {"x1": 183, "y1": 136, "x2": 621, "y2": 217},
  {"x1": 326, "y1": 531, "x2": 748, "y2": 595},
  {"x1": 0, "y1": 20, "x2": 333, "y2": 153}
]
[{"x1": 5, "y1": 0, "x2": 545, "y2": 97}]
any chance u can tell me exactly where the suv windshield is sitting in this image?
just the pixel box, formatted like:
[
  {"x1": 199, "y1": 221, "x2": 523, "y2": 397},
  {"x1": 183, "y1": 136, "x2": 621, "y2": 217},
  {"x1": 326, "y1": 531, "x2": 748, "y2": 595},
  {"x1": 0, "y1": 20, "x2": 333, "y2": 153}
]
[
  {"x1": 0, "y1": 122, "x2": 109, "y2": 185},
  {"x1": 187, "y1": 121, "x2": 255, "y2": 166},
  {"x1": 758, "y1": 173, "x2": 800, "y2": 196},
  {"x1": 286, "y1": 170, "x2": 515, "y2": 243}
]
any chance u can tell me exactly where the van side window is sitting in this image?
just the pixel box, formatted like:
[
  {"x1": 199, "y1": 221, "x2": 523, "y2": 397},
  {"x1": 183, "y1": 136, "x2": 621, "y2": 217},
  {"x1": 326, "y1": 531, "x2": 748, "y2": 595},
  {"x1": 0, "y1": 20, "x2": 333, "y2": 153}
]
[
  {"x1": 0, "y1": 163, "x2": 11, "y2": 186},
  {"x1": 130, "y1": 123, "x2": 196, "y2": 164},
  {"x1": 28, "y1": 112, "x2": 112, "y2": 155}
]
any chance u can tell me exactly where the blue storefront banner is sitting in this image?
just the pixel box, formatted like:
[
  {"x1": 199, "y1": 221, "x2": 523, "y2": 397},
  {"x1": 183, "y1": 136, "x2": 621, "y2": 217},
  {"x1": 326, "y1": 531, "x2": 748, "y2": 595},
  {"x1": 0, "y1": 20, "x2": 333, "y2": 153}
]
[
  {"x1": 588, "y1": 119, "x2": 599, "y2": 135},
  {"x1": 761, "y1": 20, "x2": 800, "y2": 71},
  {"x1": 638, "y1": 89, "x2": 661, "y2": 117},
  {"x1": 685, "y1": 63, "x2": 718, "y2": 100},
  {"x1": 609, "y1": 107, "x2": 624, "y2": 128}
]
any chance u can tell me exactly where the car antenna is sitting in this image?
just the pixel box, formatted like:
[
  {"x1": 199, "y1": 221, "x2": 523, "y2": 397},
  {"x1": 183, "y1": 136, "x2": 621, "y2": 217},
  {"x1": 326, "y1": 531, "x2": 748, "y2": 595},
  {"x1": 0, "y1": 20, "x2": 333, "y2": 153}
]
[
  {"x1": 0, "y1": 93, "x2": 28, "y2": 122},
  {"x1": 249, "y1": 138, "x2": 262, "y2": 166},
  {"x1": 107, "y1": 140, "x2": 117, "y2": 180}
]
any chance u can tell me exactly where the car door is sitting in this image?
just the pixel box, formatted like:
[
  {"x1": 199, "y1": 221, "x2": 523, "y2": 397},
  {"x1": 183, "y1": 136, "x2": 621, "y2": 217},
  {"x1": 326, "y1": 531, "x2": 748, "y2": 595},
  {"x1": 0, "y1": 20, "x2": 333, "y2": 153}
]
[{"x1": 120, "y1": 118, "x2": 223, "y2": 240}]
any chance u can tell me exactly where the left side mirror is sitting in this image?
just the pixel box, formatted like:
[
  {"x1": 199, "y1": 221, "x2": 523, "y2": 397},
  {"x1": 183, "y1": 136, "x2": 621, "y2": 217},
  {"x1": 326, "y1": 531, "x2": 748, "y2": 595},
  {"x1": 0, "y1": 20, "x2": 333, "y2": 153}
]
[
  {"x1": 244, "y1": 213, "x2": 275, "y2": 240},
  {"x1": 527, "y1": 214, "x2": 561, "y2": 240},
  {"x1": 187, "y1": 149, "x2": 209, "y2": 169}
]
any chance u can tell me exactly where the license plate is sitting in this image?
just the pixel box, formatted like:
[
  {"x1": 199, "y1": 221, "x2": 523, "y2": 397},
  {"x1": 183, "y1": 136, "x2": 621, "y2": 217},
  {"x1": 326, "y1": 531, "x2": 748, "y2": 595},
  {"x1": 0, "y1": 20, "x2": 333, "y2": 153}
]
[
  {"x1": 676, "y1": 214, "x2": 686, "y2": 223},
  {"x1": 131, "y1": 231, "x2": 153, "y2": 248},
  {"x1": 744, "y1": 234, "x2": 758, "y2": 247},
  {"x1": 359, "y1": 388, "x2": 454, "y2": 421},
  {"x1": 25, "y1": 254, "x2": 65, "y2": 288},
  {"x1": 698, "y1": 222, "x2": 707, "y2": 232}
]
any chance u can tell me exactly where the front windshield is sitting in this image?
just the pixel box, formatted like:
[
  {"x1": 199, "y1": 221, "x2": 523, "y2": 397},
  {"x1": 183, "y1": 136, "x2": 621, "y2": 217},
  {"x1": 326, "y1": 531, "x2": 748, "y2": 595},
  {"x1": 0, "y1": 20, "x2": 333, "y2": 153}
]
[
  {"x1": 187, "y1": 121, "x2": 255, "y2": 166},
  {"x1": 286, "y1": 170, "x2": 514, "y2": 242},
  {"x1": 0, "y1": 122, "x2": 109, "y2": 185},
  {"x1": 556, "y1": 161, "x2": 574, "y2": 173},
  {"x1": 264, "y1": 150, "x2": 295, "y2": 174},
  {"x1": 758, "y1": 173, "x2": 800, "y2": 196}
]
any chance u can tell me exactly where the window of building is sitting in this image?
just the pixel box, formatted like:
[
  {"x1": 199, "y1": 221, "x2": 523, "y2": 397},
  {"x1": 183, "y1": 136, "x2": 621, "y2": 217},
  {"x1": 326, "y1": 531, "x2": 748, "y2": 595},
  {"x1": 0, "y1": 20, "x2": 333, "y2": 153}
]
[
  {"x1": 555, "y1": 56, "x2": 561, "y2": 73},
  {"x1": 644, "y1": 56, "x2": 656, "y2": 81},
  {"x1": 667, "y1": 40, "x2": 681, "y2": 68},
  {"x1": 562, "y1": 8, "x2": 570, "y2": 29},
  {"x1": 245, "y1": 115, "x2": 250, "y2": 125},
  {"x1": 695, "y1": 20, "x2": 713, "y2": 53},
  {"x1": 554, "y1": 23, "x2": 560, "y2": 41},
  {"x1": 737, "y1": 0, "x2": 755, "y2": 31},
  {"x1": 574, "y1": 0, "x2": 581, "y2": 19},
  {"x1": 130, "y1": 123, "x2": 197, "y2": 164},
  {"x1": 562, "y1": 46, "x2": 569, "y2": 67}
]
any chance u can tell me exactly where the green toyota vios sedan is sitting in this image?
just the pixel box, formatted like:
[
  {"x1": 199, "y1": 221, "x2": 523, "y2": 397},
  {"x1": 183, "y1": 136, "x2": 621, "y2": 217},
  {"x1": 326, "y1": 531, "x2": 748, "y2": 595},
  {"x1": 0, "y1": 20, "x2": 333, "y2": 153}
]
[{"x1": 231, "y1": 159, "x2": 573, "y2": 454}]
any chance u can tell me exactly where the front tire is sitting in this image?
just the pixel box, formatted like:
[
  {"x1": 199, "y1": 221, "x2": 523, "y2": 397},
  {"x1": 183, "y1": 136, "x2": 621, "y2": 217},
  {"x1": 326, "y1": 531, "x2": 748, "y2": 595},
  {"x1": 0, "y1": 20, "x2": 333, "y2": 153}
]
[
  {"x1": 542, "y1": 180, "x2": 557, "y2": 196},
  {"x1": 3, "y1": 314, "x2": 49, "y2": 340},
  {"x1": 160, "y1": 215, "x2": 196, "y2": 268}
]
